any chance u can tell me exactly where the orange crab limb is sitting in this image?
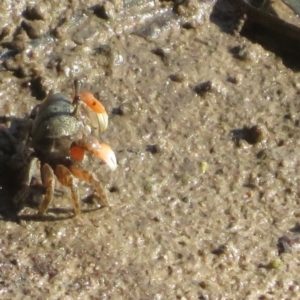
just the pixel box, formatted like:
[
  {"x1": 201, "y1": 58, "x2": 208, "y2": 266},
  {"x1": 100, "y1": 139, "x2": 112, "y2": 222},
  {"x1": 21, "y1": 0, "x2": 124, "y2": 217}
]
[
  {"x1": 70, "y1": 144, "x2": 85, "y2": 161},
  {"x1": 55, "y1": 164, "x2": 80, "y2": 215},
  {"x1": 71, "y1": 136, "x2": 117, "y2": 171},
  {"x1": 38, "y1": 163, "x2": 55, "y2": 215},
  {"x1": 69, "y1": 166, "x2": 108, "y2": 207}
]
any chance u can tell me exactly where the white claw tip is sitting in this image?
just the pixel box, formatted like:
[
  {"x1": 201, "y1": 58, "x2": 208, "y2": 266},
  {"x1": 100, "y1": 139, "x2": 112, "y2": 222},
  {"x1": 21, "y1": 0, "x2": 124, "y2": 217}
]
[
  {"x1": 100, "y1": 143, "x2": 117, "y2": 171},
  {"x1": 107, "y1": 150, "x2": 118, "y2": 171},
  {"x1": 97, "y1": 112, "x2": 108, "y2": 133}
]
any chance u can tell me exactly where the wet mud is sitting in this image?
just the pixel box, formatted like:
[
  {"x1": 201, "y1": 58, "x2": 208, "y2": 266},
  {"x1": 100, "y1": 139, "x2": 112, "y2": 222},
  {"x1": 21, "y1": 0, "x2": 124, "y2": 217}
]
[{"x1": 1, "y1": 0, "x2": 300, "y2": 298}]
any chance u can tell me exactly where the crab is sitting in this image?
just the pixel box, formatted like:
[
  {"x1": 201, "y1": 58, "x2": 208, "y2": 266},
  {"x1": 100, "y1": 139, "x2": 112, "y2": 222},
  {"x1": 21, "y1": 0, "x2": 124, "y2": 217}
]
[{"x1": 14, "y1": 80, "x2": 117, "y2": 216}]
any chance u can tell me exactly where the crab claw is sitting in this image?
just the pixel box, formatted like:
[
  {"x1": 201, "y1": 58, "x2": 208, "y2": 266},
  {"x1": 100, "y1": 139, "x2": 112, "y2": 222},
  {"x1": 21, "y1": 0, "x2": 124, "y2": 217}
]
[
  {"x1": 70, "y1": 136, "x2": 117, "y2": 171},
  {"x1": 80, "y1": 92, "x2": 108, "y2": 132},
  {"x1": 98, "y1": 143, "x2": 118, "y2": 171},
  {"x1": 95, "y1": 110, "x2": 108, "y2": 133}
]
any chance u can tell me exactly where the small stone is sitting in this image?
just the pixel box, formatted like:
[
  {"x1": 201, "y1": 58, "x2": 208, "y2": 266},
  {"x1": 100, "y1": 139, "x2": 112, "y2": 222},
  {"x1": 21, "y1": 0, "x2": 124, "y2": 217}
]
[
  {"x1": 199, "y1": 161, "x2": 208, "y2": 173},
  {"x1": 151, "y1": 47, "x2": 170, "y2": 66},
  {"x1": 244, "y1": 125, "x2": 264, "y2": 145},
  {"x1": 268, "y1": 258, "x2": 283, "y2": 269},
  {"x1": 169, "y1": 73, "x2": 185, "y2": 83}
]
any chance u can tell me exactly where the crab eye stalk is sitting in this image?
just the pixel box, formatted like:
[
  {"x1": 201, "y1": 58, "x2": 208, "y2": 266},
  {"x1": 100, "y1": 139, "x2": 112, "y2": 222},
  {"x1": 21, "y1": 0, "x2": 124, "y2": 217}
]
[
  {"x1": 73, "y1": 79, "x2": 81, "y2": 99},
  {"x1": 72, "y1": 79, "x2": 83, "y2": 116}
]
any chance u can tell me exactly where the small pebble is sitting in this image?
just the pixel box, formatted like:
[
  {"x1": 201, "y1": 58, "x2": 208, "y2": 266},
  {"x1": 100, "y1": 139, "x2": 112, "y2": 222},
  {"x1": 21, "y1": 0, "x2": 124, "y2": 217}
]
[
  {"x1": 194, "y1": 81, "x2": 212, "y2": 95},
  {"x1": 151, "y1": 47, "x2": 170, "y2": 66},
  {"x1": 169, "y1": 73, "x2": 185, "y2": 83}
]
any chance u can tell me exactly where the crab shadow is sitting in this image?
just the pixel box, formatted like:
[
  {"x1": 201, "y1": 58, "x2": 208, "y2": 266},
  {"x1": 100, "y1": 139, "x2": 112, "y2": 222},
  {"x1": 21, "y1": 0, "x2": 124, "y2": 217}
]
[
  {"x1": 16, "y1": 206, "x2": 106, "y2": 222},
  {"x1": 0, "y1": 115, "x2": 32, "y2": 220},
  {"x1": 0, "y1": 180, "x2": 106, "y2": 222}
]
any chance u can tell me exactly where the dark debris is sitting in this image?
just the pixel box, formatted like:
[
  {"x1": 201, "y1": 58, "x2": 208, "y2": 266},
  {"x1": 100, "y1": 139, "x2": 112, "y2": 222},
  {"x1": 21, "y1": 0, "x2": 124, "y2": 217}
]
[{"x1": 231, "y1": 125, "x2": 264, "y2": 146}]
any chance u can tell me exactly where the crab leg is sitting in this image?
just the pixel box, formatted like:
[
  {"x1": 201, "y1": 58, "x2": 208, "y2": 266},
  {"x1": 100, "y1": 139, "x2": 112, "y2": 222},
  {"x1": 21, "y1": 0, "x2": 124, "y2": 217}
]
[
  {"x1": 38, "y1": 163, "x2": 55, "y2": 215},
  {"x1": 55, "y1": 164, "x2": 81, "y2": 215},
  {"x1": 69, "y1": 166, "x2": 108, "y2": 207},
  {"x1": 70, "y1": 136, "x2": 117, "y2": 171},
  {"x1": 13, "y1": 157, "x2": 42, "y2": 210}
]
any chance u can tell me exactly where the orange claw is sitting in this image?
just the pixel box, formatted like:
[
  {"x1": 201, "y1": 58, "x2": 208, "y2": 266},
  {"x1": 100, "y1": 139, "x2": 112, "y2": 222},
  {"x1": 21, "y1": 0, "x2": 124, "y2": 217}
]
[
  {"x1": 71, "y1": 136, "x2": 117, "y2": 171},
  {"x1": 79, "y1": 92, "x2": 106, "y2": 114},
  {"x1": 79, "y1": 92, "x2": 108, "y2": 133}
]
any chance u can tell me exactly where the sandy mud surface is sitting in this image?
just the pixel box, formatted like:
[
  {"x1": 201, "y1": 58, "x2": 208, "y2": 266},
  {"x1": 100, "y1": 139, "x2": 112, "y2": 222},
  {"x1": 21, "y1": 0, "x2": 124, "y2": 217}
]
[{"x1": 1, "y1": 0, "x2": 300, "y2": 299}]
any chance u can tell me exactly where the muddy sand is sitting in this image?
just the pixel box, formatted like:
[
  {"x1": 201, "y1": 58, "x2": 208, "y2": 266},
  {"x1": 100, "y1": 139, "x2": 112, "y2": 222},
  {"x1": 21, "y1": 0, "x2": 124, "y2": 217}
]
[{"x1": 0, "y1": 0, "x2": 300, "y2": 299}]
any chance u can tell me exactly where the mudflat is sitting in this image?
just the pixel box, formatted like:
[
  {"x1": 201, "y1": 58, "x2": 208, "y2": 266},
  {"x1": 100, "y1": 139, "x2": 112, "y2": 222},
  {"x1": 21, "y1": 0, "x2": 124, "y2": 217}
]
[{"x1": 0, "y1": 0, "x2": 300, "y2": 299}]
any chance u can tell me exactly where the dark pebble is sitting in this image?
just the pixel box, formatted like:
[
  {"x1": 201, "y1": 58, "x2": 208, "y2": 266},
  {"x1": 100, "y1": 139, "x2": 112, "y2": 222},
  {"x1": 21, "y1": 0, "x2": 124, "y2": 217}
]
[
  {"x1": 169, "y1": 73, "x2": 185, "y2": 83},
  {"x1": 194, "y1": 81, "x2": 212, "y2": 95},
  {"x1": 232, "y1": 125, "x2": 264, "y2": 145},
  {"x1": 151, "y1": 47, "x2": 170, "y2": 66}
]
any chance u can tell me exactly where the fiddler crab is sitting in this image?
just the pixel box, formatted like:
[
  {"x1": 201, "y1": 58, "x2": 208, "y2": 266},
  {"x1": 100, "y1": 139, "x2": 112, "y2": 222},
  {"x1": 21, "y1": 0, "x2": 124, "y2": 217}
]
[{"x1": 13, "y1": 79, "x2": 117, "y2": 216}]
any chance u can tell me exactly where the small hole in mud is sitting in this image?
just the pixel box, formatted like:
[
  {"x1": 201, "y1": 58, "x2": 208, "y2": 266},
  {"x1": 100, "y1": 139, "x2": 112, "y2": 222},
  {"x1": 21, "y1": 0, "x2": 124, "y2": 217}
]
[
  {"x1": 91, "y1": 4, "x2": 109, "y2": 20},
  {"x1": 146, "y1": 144, "x2": 160, "y2": 154},
  {"x1": 182, "y1": 22, "x2": 194, "y2": 30},
  {"x1": 109, "y1": 186, "x2": 119, "y2": 193},
  {"x1": 211, "y1": 244, "x2": 227, "y2": 256},
  {"x1": 30, "y1": 76, "x2": 47, "y2": 100},
  {"x1": 112, "y1": 107, "x2": 124, "y2": 116}
]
